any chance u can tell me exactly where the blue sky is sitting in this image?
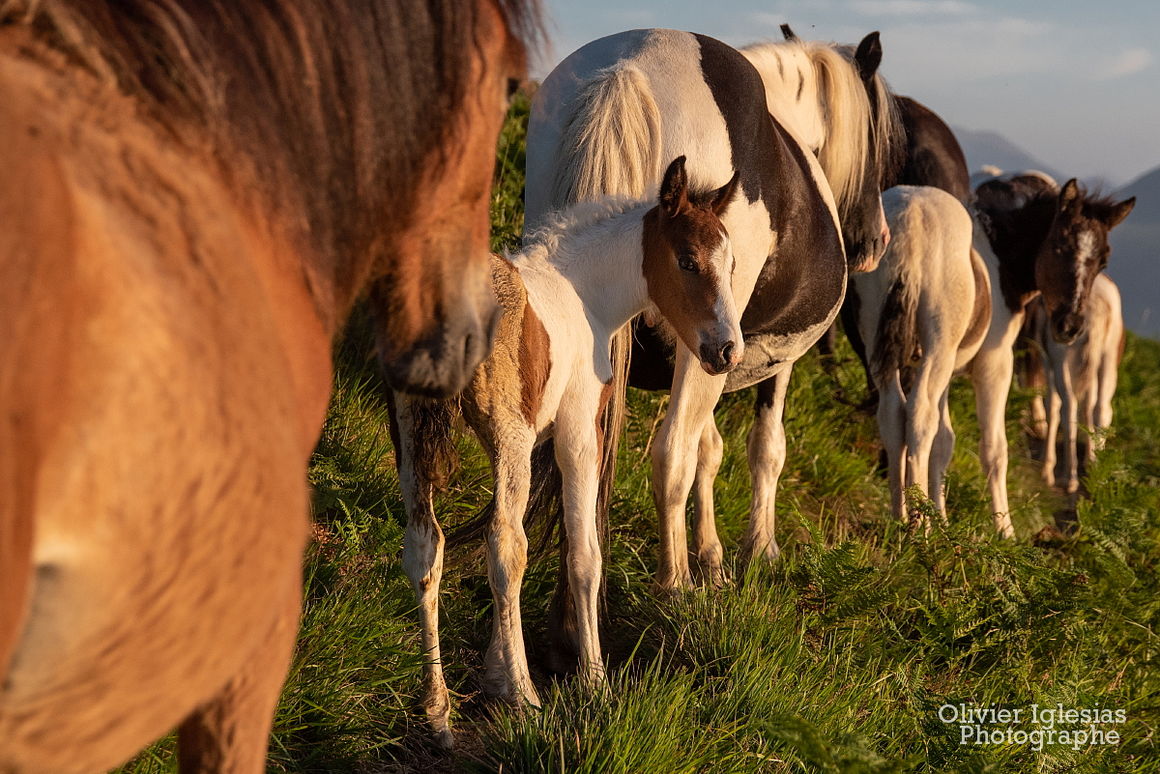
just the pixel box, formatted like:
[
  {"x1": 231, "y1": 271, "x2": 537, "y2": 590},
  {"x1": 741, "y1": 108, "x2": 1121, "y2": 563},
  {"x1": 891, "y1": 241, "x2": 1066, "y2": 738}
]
[{"x1": 536, "y1": 0, "x2": 1160, "y2": 187}]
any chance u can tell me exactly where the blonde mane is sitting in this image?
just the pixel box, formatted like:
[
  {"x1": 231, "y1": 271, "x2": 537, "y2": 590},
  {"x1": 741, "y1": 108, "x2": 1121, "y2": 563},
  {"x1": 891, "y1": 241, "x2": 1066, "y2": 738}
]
[{"x1": 741, "y1": 38, "x2": 902, "y2": 220}]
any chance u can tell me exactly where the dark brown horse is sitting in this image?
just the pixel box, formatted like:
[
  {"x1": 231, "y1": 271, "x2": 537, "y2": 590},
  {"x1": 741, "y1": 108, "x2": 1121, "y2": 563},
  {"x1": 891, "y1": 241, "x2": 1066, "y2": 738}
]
[{"x1": 0, "y1": 1, "x2": 538, "y2": 771}]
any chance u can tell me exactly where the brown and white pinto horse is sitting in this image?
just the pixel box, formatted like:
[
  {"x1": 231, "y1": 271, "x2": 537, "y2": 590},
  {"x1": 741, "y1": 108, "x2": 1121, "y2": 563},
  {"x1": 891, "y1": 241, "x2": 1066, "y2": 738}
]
[
  {"x1": 527, "y1": 28, "x2": 901, "y2": 592},
  {"x1": 391, "y1": 157, "x2": 741, "y2": 747},
  {"x1": 969, "y1": 176, "x2": 1133, "y2": 534},
  {"x1": 0, "y1": 1, "x2": 537, "y2": 771}
]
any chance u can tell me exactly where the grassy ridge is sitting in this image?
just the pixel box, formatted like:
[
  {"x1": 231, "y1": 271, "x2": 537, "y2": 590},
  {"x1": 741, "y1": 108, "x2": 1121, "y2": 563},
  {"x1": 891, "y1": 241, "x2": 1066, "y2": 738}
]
[{"x1": 121, "y1": 97, "x2": 1159, "y2": 773}]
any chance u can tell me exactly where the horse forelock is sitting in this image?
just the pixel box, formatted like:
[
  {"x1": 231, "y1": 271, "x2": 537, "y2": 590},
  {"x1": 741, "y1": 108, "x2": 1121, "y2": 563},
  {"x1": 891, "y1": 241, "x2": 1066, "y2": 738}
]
[{"x1": 1, "y1": 0, "x2": 542, "y2": 316}]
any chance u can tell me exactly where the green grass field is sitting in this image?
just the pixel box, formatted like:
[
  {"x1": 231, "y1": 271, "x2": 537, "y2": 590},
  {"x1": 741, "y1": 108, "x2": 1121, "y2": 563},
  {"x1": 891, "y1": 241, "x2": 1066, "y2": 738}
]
[{"x1": 122, "y1": 96, "x2": 1159, "y2": 773}]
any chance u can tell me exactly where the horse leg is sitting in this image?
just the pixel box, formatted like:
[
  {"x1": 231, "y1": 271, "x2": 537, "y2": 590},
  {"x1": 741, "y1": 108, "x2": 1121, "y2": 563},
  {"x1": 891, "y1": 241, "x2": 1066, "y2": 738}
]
[
  {"x1": 1093, "y1": 346, "x2": 1118, "y2": 453},
  {"x1": 1042, "y1": 364, "x2": 1061, "y2": 488},
  {"x1": 391, "y1": 395, "x2": 454, "y2": 747},
  {"x1": 652, "y1": 352, "x2": 727, "y2": 591},
  {"x1": 970, "y1": 344, "x2": 1015, "y2": 537},
  {"x1": 907, "y1": 353, "x2": 954, "y2": 529},
  {"x1": 744, "y1": 366, "x2": 791, "y2": 563},
  {"x1": 877, "y1": 369, "x2": 907, "y2": 524},
  {"x1": 1059, "y1": 355, "x2": 1080, "y2": 494},
  {"x1": 483, "y1": 428, "x2": 540, "y2": 708},
  {"x1": 1079, "y1": 366, "x2": 1098, "y2": 474},
  {"x1": 177, "y1": 575, "x2": 299, "y2": 773},
  {"x1": 691, "y1": 417, "x2": 728, "y2": 587},
  {"x1": 554, "y1": 400, "x2": 606, "y2": 685},
  {"x1": 928, "y1": 387, "x2": 955, "y2": 520}
]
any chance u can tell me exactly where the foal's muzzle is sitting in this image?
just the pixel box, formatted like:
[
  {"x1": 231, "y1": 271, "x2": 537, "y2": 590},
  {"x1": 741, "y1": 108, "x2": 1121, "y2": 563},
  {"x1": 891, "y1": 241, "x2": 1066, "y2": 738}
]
[{"x1": 699, "y1": 339, "x2": 741, "y2": 375}]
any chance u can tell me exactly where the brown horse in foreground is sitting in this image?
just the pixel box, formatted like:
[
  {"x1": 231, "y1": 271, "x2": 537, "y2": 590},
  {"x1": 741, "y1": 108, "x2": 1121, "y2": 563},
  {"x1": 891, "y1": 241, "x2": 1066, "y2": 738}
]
[{"x1": 0, "y1": 1, "x2": 538, "y2": 771}]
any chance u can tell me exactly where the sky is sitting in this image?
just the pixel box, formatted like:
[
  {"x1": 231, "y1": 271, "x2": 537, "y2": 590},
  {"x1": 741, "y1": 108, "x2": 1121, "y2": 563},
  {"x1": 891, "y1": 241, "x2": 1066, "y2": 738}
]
[{"x1": 535, "y1": 0, "x2": 1160, "y2": 188}]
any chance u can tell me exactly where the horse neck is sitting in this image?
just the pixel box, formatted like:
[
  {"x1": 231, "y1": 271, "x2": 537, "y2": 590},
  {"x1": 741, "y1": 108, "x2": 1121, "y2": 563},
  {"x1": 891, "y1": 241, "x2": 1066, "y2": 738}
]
[
  {"x1": 518, "y1": 202, "x2": 652, "y2": 332},
  {"x1": 740, "y1": 44, "x2": 826, "y2": 153},
  {"x1": 973, "y1": 200, "x2": 1054, "y2": 311}
]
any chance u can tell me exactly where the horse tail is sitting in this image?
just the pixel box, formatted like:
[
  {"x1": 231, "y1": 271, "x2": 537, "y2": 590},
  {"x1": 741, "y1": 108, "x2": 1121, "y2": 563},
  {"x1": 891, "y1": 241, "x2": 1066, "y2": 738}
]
[
  {"x1": 551, "y1": 65, "x2": 662, "y2": 206},
  {"x1": 388, "y1": 390, "x2": 460, "y2": 491},
  {"x1": 870, "y1": 270, "x2": 919, "y2": 390},
  {"x1": 596, "y1": 325, "x2": 631, "y2": 557}
]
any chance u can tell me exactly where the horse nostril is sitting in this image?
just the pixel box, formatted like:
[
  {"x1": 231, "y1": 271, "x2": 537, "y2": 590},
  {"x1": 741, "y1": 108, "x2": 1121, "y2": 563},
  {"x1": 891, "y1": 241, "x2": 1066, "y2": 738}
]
[{"x1": 720, "y1": 341, "x2": 734, "y2": 364}]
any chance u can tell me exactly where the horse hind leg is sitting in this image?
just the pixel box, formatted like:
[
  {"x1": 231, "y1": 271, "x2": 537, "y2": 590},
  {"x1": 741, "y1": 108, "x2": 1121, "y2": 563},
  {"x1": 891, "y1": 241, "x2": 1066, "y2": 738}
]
[
  {"x1": 877, "y1": 369, "x2": 907, "y2": 524},
  {"x1": 906, "y1": 352, "x2": 955, "y2": 530},
  {"x1": 691, "y1": 417, "x2": 728, "y2": 587},
  {"x1": 391, "y1": 394, "x2": 454, "y2": 748},
  {"x1": 178, "y1": 574, "x2": 300, "y2": 773},
  {"x1": 482, "y1": 428, "x2": 540, "y2": 709},
  {"x1": 928, "y1": 387, "x2": 955, "y2": 520},
  {"x1": 743, "y1": 367, "x2": 792, "y2": 565}
]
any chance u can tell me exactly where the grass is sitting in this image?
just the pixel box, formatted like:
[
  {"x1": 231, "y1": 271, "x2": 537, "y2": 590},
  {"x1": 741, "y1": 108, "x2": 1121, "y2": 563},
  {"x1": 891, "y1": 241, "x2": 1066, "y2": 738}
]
[{"x1": 120, "y1": 98, "x2": 1160, "y2": 773}]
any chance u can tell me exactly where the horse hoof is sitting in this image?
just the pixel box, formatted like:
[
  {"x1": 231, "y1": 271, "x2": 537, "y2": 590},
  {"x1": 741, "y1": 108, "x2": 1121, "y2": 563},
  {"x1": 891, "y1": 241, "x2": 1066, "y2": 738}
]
[
  {"x1": 432, "y1": 726, "x2": 455, "y2": 752},
  {"x1": 692, "y1": 555, "x2": 731, "y2": 589}
]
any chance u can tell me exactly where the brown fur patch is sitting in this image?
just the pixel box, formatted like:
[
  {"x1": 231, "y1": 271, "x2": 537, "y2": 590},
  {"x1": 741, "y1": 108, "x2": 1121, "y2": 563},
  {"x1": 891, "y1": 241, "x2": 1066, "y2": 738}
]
[
  {"x1": 640, "y1": 205, "x2": 727, "y2": 355},
  {"x1": 960, "y1": 248, "x2": 992, "y2": 357},
  {"x1": 486, "y1": 257, "x2": 550, "y2": 426}
]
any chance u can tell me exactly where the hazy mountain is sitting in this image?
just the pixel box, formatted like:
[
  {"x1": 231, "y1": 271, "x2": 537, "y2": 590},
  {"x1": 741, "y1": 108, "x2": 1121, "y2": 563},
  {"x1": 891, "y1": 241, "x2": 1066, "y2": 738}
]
[
  {"x1": 952, "y1": 126, "x2": 1061, "y2": 182},
  {"x1": 1108, "y1": 166, "x2": 1160, "y2": 338}
]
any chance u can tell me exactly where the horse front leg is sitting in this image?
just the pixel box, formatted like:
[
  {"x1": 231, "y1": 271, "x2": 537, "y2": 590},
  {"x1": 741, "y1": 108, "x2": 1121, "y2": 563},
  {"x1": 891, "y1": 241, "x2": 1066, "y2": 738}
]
[
  {"x1": 1058, "y1": 355, "x2": 1080, "y2": 494},
  {"x1": 391, "y1": 394, "x2": 454, "y2": 748},
  {"x1": 744, "y1": 366, "x2": 792, "y2": 564},
  {"x1": 652, "y1": 350, "x2": 728, "y2": 591},
  {"x1": 691, "y1": 418, "x2": 728, "y2": 587},
  {"x1": 483, "y1": 427, "x2": 540, "y2": 708},
  {"x1": 177, "y1": 574, "x2": 299, "y2": 773},
  {"x1": 554, "y1": 401, "x2": 606, "y2": 686},
  {"x1": 970, "y1": 344, "x2": 1015, "y2": 538}
]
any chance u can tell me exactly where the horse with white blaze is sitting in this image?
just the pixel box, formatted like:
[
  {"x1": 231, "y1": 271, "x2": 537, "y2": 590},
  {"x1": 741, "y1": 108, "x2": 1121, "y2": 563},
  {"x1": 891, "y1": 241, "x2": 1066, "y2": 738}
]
[
  {"x1": 388, "y1": 156, "x2": 742, "y2": 747},
  {"x1": 968, "y1": 175, "x2": 1134, "y2": 534},
  {"x1": 526, "y1": 28, "x2": 902, "y2": 592}
]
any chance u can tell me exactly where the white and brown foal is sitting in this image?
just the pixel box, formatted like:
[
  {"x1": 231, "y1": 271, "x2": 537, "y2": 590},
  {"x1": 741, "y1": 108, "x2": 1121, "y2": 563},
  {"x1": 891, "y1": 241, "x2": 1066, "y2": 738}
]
[
  {"x1": 1028, "y1": 274, "x2": 1126, "y2": 493},
  {"x1": 851, "y1": 186, "x2": 990, "y2": 526},
  {"x1": 389, "y1": 156, "x2": 742, "y2": 747},
  {"x1": 969, "y1": 175, "x2": 1134, "y2": 534}
]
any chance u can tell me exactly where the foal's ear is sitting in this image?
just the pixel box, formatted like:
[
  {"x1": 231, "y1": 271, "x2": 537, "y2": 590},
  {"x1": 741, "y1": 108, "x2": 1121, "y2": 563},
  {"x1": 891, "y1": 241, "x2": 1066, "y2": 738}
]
[
  {"x1": 1059, "y1": 178, "x2": 1081, "y2": 212},
  {"x1": 853, "y1": 31, "x2": 883, "y2": 82},
  {"x1": 660, "y1": 155, "x2": 690, "y2": 217},
  {"x1": 780, "y1": 23, "x2": 798, "y2": 41},
  {"x1": 1104, "y1": 196, "x2": 1136, "y2": 229},
  {"x1": 710, "y1": 169, "x2": 741, "y2": 216}
]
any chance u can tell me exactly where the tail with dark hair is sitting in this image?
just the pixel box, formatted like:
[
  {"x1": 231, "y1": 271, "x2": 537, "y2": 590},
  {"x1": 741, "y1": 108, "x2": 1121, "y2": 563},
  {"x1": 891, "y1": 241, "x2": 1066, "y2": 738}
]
[
  {"x1": 386, "y1": 391, "x2": 460, "y2": 500},
  {"x1": 872, "y1": 277, "x2": 919, "y2": 393}
]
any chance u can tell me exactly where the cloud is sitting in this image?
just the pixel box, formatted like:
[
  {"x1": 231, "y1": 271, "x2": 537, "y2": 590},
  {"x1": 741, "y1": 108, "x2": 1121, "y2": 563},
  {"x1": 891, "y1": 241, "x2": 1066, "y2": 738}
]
[
  {"x1": 848, "y1": 0, "x2": 977, "y2": 16},
  {"x1": 1095, "y1": 48, "x2": 1153, "y2": 80}
]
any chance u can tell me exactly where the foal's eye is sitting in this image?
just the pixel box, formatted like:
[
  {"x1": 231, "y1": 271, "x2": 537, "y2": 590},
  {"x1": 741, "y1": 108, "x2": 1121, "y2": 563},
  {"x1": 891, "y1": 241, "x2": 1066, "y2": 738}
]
[{"x1": 678, "y1": 254, "x2": 699, "y2": 273}]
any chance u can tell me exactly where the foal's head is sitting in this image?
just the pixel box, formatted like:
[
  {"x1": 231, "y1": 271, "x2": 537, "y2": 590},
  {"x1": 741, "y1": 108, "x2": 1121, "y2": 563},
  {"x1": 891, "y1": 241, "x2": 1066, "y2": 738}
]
[
  {"x1": 642, "y1": 156, "x2": 744, "y2": 375},
  {"x1": 1037, "y1": 179, "x2": 1134, "y2": 344}
]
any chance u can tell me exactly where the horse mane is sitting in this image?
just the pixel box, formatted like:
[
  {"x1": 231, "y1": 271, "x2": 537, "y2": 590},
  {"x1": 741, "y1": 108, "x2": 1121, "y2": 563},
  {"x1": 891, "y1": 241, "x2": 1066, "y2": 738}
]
[
  {"x1": 741, "y1": 38, "x2": 903, "y2": 220},
  {"x1": 0, "y1": 0, "x2": 542, "y2": 305}
]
